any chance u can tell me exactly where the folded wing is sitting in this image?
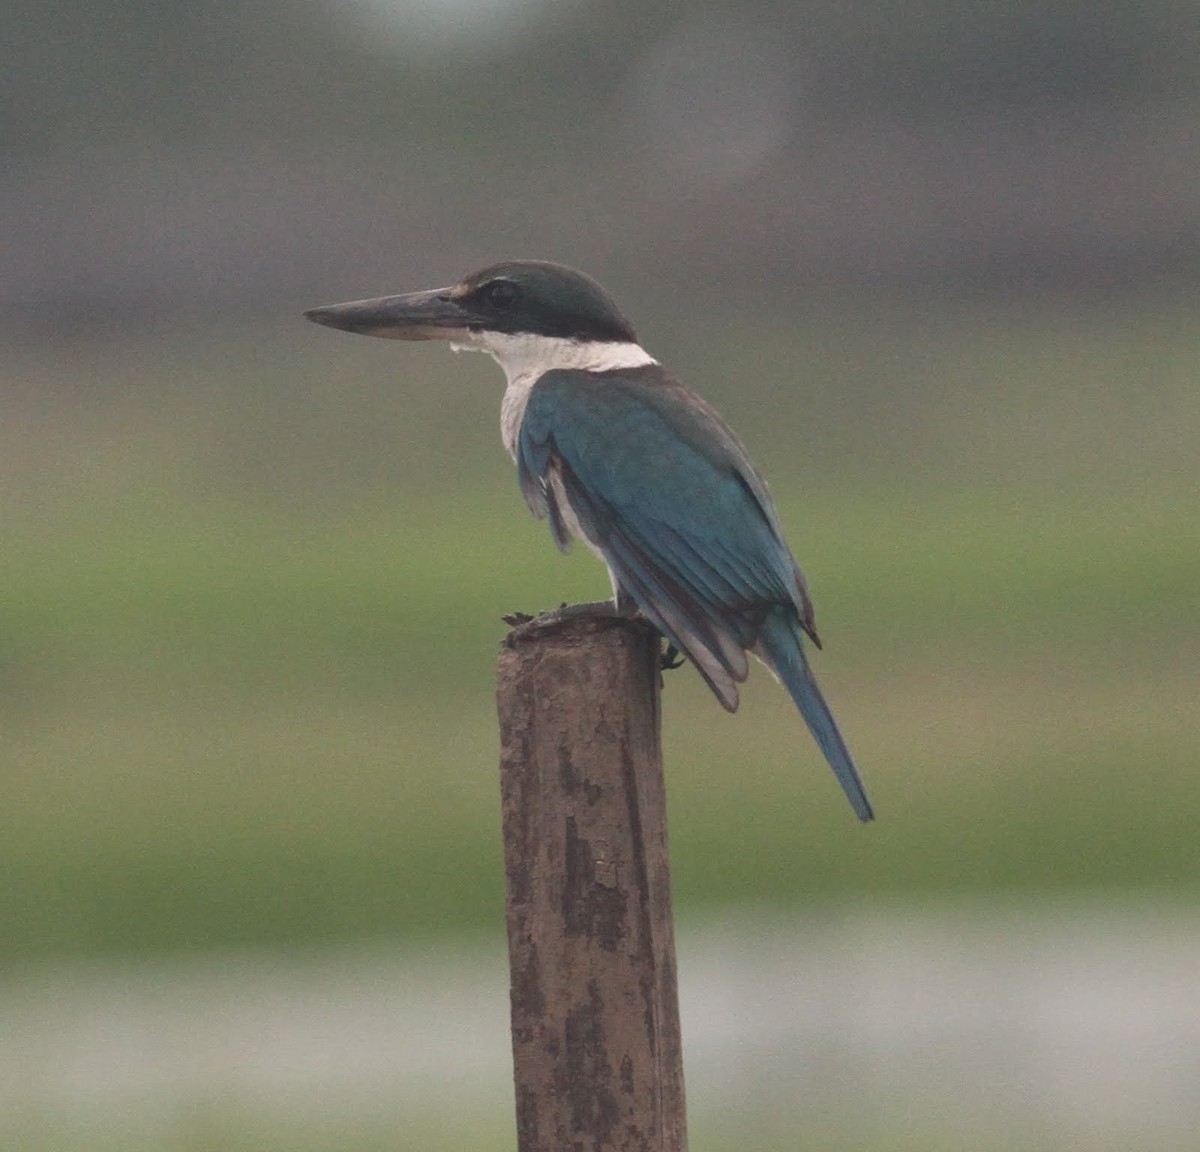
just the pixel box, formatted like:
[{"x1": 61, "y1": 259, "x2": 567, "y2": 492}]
[{"x1": 516, "y1": 366, "x2": 816, "y2": 712}]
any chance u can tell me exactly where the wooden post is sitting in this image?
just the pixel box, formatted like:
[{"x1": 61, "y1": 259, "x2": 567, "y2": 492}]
[{"x1": 496, "y1": 608, "x2": 688, "y2": 1152}]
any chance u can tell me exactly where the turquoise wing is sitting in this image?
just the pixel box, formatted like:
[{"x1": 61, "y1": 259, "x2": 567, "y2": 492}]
[{"x1": 516, "y1": 366, "x2": 815, "y2": 711}]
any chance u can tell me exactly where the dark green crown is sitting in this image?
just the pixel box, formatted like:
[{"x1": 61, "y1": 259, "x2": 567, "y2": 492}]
[{"x1": 453, "y1": 261, "x2": 637, "y2": 344}]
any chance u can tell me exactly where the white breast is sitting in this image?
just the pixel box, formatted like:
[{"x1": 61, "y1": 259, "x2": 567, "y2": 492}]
[{"x1": 500, "y1": 372, "x2": 538, "y2": 462}]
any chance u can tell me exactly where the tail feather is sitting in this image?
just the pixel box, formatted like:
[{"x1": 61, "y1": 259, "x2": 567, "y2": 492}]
[{"x1": 758, "y1": 611, "x2": 874, "y2": 822}]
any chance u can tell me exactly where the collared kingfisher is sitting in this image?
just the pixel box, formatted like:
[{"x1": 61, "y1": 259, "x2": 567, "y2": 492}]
[{"x1": 305, "y1": 261, "x2": 873, "y2": 821}]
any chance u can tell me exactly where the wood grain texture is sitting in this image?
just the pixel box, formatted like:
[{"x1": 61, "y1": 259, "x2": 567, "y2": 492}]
[{"x1": 497, "y1": 610, "x2": 687, "y2": 1152}]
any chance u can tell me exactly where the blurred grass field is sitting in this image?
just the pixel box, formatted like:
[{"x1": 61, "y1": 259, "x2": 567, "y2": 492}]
[{"x1": 2, "y1": 296, "x2": 1197, "y2": 965}]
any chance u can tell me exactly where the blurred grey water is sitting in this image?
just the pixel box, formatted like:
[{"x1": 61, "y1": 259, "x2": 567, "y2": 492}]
[{"x1": 4, "y1": 899, "x2": 1198, "y2": 1149}]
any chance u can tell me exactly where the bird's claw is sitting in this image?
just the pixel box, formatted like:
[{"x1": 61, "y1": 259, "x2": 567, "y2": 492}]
[{"x1": 660, "y1": 643, "x2": 685, "y2": 671}]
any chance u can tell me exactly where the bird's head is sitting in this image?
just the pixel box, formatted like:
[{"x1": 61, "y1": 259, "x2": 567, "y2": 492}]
[{"x1": 304, "y1": 260, "x2": 637, "y2": 347}]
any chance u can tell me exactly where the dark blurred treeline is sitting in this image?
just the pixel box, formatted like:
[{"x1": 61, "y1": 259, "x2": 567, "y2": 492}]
[{"x1": 6, "y1": 0, "x2": 1200, "y2": 331}]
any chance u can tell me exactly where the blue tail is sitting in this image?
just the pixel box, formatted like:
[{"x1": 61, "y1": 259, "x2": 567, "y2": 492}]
[{"x1": 759, "y1": 610, "x2": 874, "y2": 822}]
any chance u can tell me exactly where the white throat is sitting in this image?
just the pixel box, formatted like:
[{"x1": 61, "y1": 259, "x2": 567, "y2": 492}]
[{"x1": 451, "y1": 331, "x2": 657, "y2": 460}]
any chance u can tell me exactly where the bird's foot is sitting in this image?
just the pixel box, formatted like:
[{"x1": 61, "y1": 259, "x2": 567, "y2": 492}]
[
  {"x1": 548, "y1": 599, "x2": 627, "y2": 621},
  {"x1": 502, "y1": 599, "x2": 647, "y2": 646},
  {"x1": 660, "y1": 642, "x2": 685, "y2": 671}
]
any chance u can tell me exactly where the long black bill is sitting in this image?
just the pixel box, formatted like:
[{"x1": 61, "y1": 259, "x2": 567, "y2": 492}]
[{"x1": 303, "y1": 287, "x2": 470, "y2": 340}]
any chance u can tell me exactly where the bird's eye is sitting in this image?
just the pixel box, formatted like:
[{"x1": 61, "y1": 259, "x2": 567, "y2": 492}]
[{"x1": 479, "y1": 280, "x2": 519, "y2": 310}]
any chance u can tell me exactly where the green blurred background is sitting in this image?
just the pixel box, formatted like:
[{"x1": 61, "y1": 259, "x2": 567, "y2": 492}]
[{"x1": 3, "y1": 1, "x2": 1198, "y2": 1149}]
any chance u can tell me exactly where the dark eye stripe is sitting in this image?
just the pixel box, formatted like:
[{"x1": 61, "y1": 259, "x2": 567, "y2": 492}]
[{"x1": 480, "y1": 280, "x2": 518, "y2": 310}]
